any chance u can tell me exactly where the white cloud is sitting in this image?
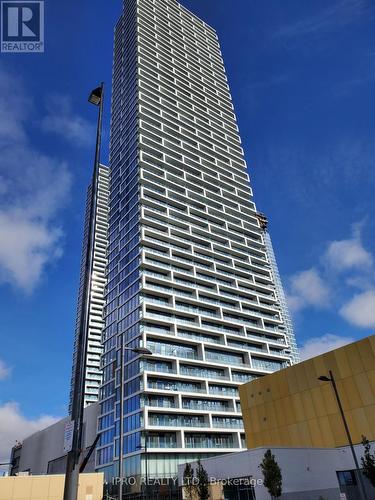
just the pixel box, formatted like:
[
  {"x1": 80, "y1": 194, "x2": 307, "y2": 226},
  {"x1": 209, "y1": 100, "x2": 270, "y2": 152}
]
[
  {"x1": 286, "y1": 224, "x2": 375, "y2": 325},
  {"x1": 0, "y1": 213, "x2": 63, "y2": 293},
  {"x1": 0, "y1": 64, "x2": 72, "y2": 293},
  {"x1": 0, "y1": 402, "x2": 60, "y2": 469},
  {"x1": 0, "y1": 65, "x2": 30, "y2": 144},
  {"x1": 340, "y1": 290, "x2": 375, "y2": 328},
  {"x1": 299, "y1": 333, "x2": 355, "y2": 361},
  {"x1": 287, "y1": 268, "x2": 331, "y2": 313},
  {"x1": 273, "y1": 0, "x2": 375, "y2": 40},
  {"x1": 41, "y1": 94, "x2": 95, "y2": 146},
  {"x1": 0, "y1": 360, "x2": 10, "y2": 380},
  {"x1": 325, "y1": 228, "x2": 373, "y2": 272}
]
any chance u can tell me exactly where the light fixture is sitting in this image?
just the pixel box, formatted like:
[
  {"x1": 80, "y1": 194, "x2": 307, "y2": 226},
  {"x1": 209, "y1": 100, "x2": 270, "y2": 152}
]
[
  {"x1": 88, "y1": 86, "x2": 102, "y2": 106},
  {"x1": 133, "y1": 347, "x2": 153, "y2": 355}
]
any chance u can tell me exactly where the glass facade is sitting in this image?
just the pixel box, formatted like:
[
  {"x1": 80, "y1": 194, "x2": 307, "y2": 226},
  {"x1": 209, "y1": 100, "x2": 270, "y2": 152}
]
[
  {"x1": 96, "y1": 0, "x2": 296, "y2": 492},
  {"x1": 257, "y1": 213, "x2": 300, "y2": 364}
]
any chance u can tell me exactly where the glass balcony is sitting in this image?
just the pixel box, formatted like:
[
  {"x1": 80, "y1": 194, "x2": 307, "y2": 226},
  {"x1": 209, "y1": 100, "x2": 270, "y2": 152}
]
[
  {"x1": 242, "y1": 306, "x2": 281, "y2": 321},
  {"x1": 185, "y1": 434, "x2": 234, "y2": 449},
  {"x1": 142, "y1": 247, "x2": 169, "y2": 258},
  {"x1": 180, "y1": 365, "x2": 227, "y2": 380},
  {"x1": 178, "y1": 330, "x2": 223, "y2": 345},
  {"x1": 173, "y1": 254, "x2": 212, "y2": 270},
  {"x1": 173, "y1": 289, "x2": 194, "y2": 298},
  {"x1": 201, "y1": 321, "x2": 241, "y2": 336},
  {"x1": 251, "y1": 357, "x2": 286, "y2": 372},
  {"x1": 223, "y1": 314, "x2": 259, "y2": 327},
  {"x1": 140, "y1": 361, "x2": 175, "y2": 374},
  {"x1": 145, "y1": 311, "x2": 196, "y2": 325},
  {"x1": 143, "y1": 270, "x2": 170, "y2": 280},
  {"x1": 148, "y1": 380, "x2": 204, "y2": 393},
  {"x1": 269, "y1": 348, "x2": 286, "y2": 356},
  {"x1": 141, "y1": 205, "x2": 166, "y2": 215},
  {"x1": 196, "y1": 272, "x2": 232, "y2": 286},
  {"x1": 232, "y1": 372, "x2": 257, "y2": 383},
  {"x1": 144, "y1": 257, "x2": 194, "y2": 276},
  {"x1": 175, "y1": 317, "x2": 197, "y2": 326},
  {"x1": 143, "y1": 226, "x2": 169, "y2": 237},
  {"x1": 174, "y1": 278, "x2": 214, "y2": 292},
  {"x1": 247, "y1": 333, "x2": 285, "y2": 345},
  {"x1": 227, "y1": 340, "x2": 265, "y2": 353},
  {"x1": 200, "y1": 295, "x2": 239, "y2": 310},
  {"x1": 147, "y1": 340, "x2": 198, "y2": 360},
  {"x1": 175, "y1": 303, "x2": 218, "y2": 318},
  {"x1": 205, "y1": 350, "x2": 244, "y2": 366},
  {"x1": 143, "y1": 296, "x2": 170, "y2": 306},
  {"x1": 221, "y1": 290, "x2": 257, "y2": 303},
  {"x1": 209, "y1": 385, "x2": 239, "y2": 397},
  {"x1": 147, "y1": 433, "x2": 177, "y2": 448},
  {"x1": 143, "y1": 325, "x2": 171, "y2": 335},
  {"x1": 149, "y1": 414, "x2": 208, "y2": 428},
  {"x1": 237, "y1": 285, "x2": 275, "y2": 299},
  {"x1": 142, "y1": 396, "x2": 176, "y2": 409},
  {"x1": 212, "y1": 417, "x2": 243, "y2": 429},
  {"x1": 182, "y1": 400, "x2": 231, "y2": 412}
]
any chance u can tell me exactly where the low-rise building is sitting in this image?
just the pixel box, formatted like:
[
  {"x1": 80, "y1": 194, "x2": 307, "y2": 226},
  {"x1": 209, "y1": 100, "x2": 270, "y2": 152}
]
[
  {"x1": 178, "y1": 445, "x2": 374, "y2": 500},
  {"x1": 239, "y1": 334, "x2": 375, "y2": 449},
  {"x1": 9, "y1": 403, "x2": 98, "y2": 476}
]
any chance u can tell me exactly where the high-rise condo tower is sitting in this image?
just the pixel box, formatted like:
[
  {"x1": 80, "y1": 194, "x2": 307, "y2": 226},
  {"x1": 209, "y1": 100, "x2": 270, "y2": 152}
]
[
  {"x1": 257, "y1": 213, "x2": 299, "y2": 364},
  {"x1": 69, "y1": 164, "x2": 110, "y2": 412},
  {"x1": 96, "y1": 0, "x2": 298, "y2": 493}
]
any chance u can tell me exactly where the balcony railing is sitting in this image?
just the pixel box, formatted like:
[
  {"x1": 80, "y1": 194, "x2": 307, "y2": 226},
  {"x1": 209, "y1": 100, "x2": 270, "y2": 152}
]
[
  {"x1": 149, "y1": 417, "x2": 209, "y2": 428},
  {"x1": 205, "y1": 353, "x2": 245, "y2": 366},
  {"x1": 209, "y1": 386, "x2": 239, "y2": 397},
  {"x1": 212, "y1": 419, "x2": 243, "y2": 429},
  {"x1": 185, "y1": 437, "x2": 234, "y2": 449},
  {"x1": 182, "y1": 402, "x2": 231, "y2": 412}
]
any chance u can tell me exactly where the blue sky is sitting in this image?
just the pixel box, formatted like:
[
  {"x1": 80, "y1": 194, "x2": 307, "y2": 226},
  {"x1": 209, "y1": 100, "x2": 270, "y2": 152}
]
[{"x1": 0, "y1": 0, "x2": 375, "y2": 462}]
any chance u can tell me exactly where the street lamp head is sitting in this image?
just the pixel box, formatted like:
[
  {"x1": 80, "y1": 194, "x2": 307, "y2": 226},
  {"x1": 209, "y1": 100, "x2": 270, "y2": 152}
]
[
  {"x1": 133, "y1": 347, "x2": 153, "y2": 355},
  {"x1": 88, "y1": 86, "x2": 102, "y2": 106},
  {"x1": 318, "y1": 375, "x2": 331, "y2": 382}
]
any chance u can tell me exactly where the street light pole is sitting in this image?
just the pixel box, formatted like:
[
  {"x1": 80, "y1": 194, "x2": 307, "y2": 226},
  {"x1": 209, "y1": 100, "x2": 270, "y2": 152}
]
[
  {"x1": 318, "y1": 370, "x2": 368, "y2": 500},
  {"x1": 144, "y1": 431, "x2": 149, "y2": 500},
  {"x1": 136, "y1": 431, "x2": 149, "y2": 500},
  {"x1": 63, "y1": 83, "x2": 104, "y2": 500}
]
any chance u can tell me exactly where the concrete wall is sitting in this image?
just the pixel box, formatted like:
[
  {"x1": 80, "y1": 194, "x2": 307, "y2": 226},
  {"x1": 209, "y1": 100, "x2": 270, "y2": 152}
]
[
  {"x1": 178, "y1": 446, "x2": 373, "y2": 500},
  {"x1": 0, "y1": 473, "x2": 104, "y2": 500},
  {"x1": 18, "y1": 403, "x2": 98, "y2": 475}
]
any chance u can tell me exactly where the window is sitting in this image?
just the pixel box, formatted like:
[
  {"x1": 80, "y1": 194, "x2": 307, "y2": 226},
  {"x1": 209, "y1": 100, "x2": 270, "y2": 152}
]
[{"x1": 337, "y1": 470, "x2": 357, "y2": 486}]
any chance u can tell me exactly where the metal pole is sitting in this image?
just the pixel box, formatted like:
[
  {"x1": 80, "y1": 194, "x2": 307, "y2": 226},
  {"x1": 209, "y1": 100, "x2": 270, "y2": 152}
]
[
  {"x1": 118, "y1": 332, "x2": 125, "y2": 500},
  {"x1": 145, "y1": 432, "x2": 148, "y2": 499},
  {"x1": 328, "y1": 370, "x2": 368, "y2": 500},
  {"x1": 79, "y1": 433, "x2": 101, "y2": 474},
  {"x1": 63, "y1": 83, "x2": 104, "y2": 500}
]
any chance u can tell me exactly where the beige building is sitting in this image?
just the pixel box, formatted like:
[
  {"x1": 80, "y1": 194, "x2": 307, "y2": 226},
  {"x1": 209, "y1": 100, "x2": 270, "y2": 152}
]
[
  {"x1": 239, "y1": 334, "x2": 375, "y2": 448},
  {"x1": 0, "y1": 473, "x2": 104, "y2": 500}
]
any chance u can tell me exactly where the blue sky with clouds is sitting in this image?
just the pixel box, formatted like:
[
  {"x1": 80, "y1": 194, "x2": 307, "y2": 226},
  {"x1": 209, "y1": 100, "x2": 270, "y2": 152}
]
[{"x1": 0, "y1": 0, "x2": 375, "y2": 463}]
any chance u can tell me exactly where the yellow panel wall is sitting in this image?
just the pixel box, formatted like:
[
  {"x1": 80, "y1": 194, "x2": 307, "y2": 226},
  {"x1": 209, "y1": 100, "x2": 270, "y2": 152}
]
[
  {"x1": 239, "y1": 335, "x2": 375, "y2": 449},
  {"x1": 0, "y1": 473, "x2": 104, "y2": 500}
]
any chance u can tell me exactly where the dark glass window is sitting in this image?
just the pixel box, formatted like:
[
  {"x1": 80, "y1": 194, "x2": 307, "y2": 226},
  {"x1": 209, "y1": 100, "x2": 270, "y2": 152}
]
[{"x1": 337, "y1": 470, "x2": 357, "y2": 486}]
